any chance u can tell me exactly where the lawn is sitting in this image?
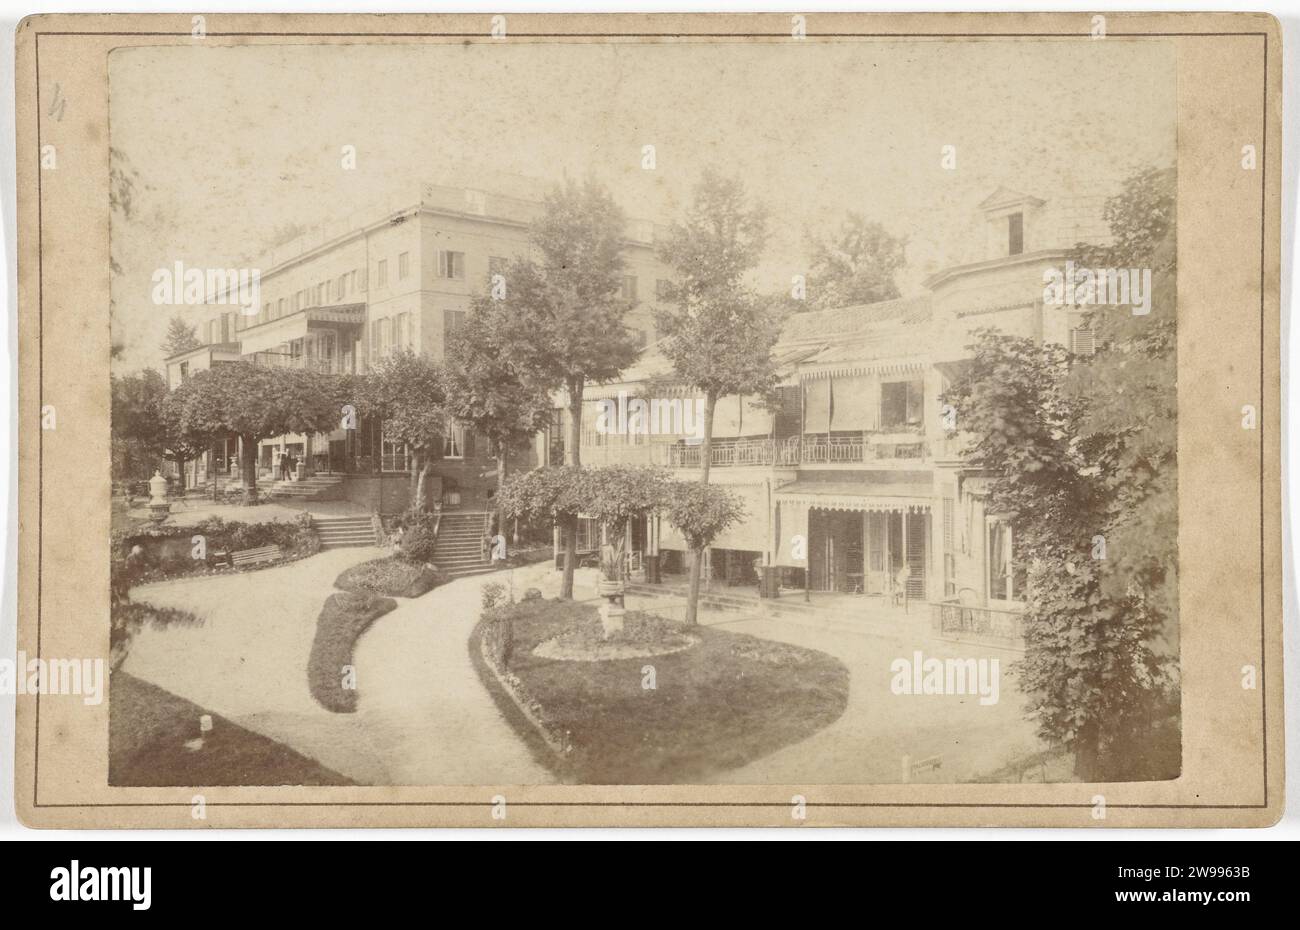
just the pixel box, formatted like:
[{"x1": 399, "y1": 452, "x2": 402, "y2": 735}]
[
  {"x1": 109, "y1": 671, "x2": 353, "y2": 786},
  {"x1": 475, "y1": 599, "x2": 850, "y2": 784}
]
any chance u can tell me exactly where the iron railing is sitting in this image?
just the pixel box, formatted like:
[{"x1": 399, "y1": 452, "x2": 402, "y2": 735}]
[{"x1": 930, "y1": 599, "x2": 1025, "y2": 643}]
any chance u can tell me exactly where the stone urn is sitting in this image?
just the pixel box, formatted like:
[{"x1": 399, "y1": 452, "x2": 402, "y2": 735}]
[{"x1": 147, "y1": 470, "x2": 170, "y2": 524}]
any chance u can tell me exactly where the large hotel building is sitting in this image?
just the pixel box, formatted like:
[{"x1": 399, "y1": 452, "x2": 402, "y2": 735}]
[{"x1": 167, "y1": 182, "x2": 1107, "y2": 618}]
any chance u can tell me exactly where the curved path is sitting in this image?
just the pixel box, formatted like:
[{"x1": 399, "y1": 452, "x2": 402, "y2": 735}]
[{"x1": 123, "y1": 549, "x2": 555, "y2": 785}]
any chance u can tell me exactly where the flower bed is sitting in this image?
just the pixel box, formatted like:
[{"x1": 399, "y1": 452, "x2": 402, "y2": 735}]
[
  {"x1": 472, "y1": 598, "x2": 850, "y2": 784},
  {"x1": 111, "y1": 514, "x2": 320, "y2": 586}
]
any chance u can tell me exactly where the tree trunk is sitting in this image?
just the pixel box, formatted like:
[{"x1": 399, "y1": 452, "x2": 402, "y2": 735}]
[
  {"x1": 241, "y1": 434, "x2": 259, "y2": 503},
  {"x1": 171, "y1": 454, "x2": 188, "y2": 491},
  {"x1": 1073, "y1": 719, "x2": 1103, "y2": 781},
  {"x1": 211, "y1": 439, "x2": 223, "y2": 501},
  {"x1": 412, "y1": 450, "x2": 431, "y2": 513},
  {"x1": 560, "y1": 383, "x2": 584, "y2": 600},
  {"x1": 698, "y1": 390, "x2": 716, "y2": 486},
  {"x1": 495, "y1": 450, "x2": 507, "y2": 538},
  {"x1": 683, "y1": 390, "x2": 717, "y2": 625}
]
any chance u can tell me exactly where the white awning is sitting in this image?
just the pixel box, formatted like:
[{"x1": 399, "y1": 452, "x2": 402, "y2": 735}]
[{"x1": 775, "y1": 480, "x2": 932, "y2": 514}]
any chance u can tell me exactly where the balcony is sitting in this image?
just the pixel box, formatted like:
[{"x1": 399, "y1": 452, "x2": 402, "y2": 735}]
[
  {"x1": 653, "y1": 432, "x2": 931, "y2": 469},
  {"x1": 797, "y1": 432, "x2": 928, "y2": 465},
  {"x1": 248, "y1": 351, "x2": 342, "y2": 375},
  {"x1": 661, "y1": 438, "x2": 778, "y2": 468}
]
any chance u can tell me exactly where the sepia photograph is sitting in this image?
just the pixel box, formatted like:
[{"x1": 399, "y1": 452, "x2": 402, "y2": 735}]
[
  {"x1": 104, "y1": 35, "x2": 1180, "y2": 789},
  {"x1": 7, "y1": 10, "x2": 1285, "y2": 846}
]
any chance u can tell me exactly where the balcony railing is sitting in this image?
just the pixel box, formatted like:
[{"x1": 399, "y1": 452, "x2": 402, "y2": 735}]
[
  {"x1": 930, "y1": 598, "x2": 1025, "y2": 644},
  {"x1": 249, "y1": 352, "x2": 341, "y2": 375},
  {"x1": 654, "y1": 433, "x2": 929, "y2": 469},
  {"x1": 662, "y1": 438, "x2": 777, "y2": 468}
]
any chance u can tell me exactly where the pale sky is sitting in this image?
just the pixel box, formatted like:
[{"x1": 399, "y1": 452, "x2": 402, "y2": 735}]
[{"x1": 110, "y1": 38, "x2": 1176, "y2": 372}]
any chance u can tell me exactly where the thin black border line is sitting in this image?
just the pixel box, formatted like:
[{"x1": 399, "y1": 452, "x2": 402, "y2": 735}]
[{"x1": 27, "y1": 25, "x2": 1268, "y2": 816}]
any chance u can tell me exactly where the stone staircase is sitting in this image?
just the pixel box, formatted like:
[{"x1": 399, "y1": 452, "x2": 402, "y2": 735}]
[
  {"x1": 312, "y1": 513, "x2": 378, "y2": 550},
  {"x1": 269, "y1": 474, "x2": 345, "y2": 502},
  {"x1": 432, "y1": 511, "x2": 494, "y2": 578}
]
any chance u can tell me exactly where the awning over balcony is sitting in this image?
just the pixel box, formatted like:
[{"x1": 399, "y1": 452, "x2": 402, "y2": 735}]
[
  {"x1": 774, "y1": 480, "x2": 933, "y2": 513},
  {"x1": 237, "y1": 304, "x2": 366, "y2": 354}
]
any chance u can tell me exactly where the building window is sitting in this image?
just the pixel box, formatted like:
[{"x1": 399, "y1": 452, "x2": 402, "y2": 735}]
[
  {"x1": 880, "y1": 379, "x2": 924, "y2": 430},
  {"x1": 548, "y1": 408, "x2": 566, "y2": 466},
  {"x1": 381, "y1": 429, "x2": 409, "y2": 473},
  {"x1": 445, "y1": 309, "x2": 467, "y2": 337},
  {"x1": 377, "y1": 259, "x2": 388, "y2": 288},
  {"x1": 621, "y1": 275, "x2": 638, "y2": 301},
  {"x1": 1008, "y1": 212, "x2": 1024, "y2": 256},
  {"x1": 987, "y1": 520, "x2": 1027, "y2": 603},
  {"x1": 370, "y1": 321, "x2": 381, "y2": 361},
  {"x1": 179, "y1": 361, "x2": 189, "y2": 382},
  {"x1": 394, "y1": 312, "x2": 409, "y2": 350},
  {"x1": 398, "y1": 251, "x2": 411, "y2": 280},
  {"x1": 337, "y1": 273, "x2": 347, "y2": 299},
  {"x1": 443, "y1": 424, "x2": 465, "y2": 459},
  {"x1": 438, "y1": 250, "x2": 465, "y2": 280},
  {"x1": 276, "y1": 298, "x2": 285, "y2": 319},
  {"x1": 1070, "y1": 326, "x2": 1096, "y2": 357},
  {"x1": 634, "y1": 328, "x2": 649, "y2": 350}
]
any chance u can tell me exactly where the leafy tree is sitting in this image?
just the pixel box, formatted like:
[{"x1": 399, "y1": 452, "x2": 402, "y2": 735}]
[
  {"x1": 360, "y1": 350, "x2": 448, "y2": 513},
  {"x1": 169, "y1": 362, "x2": 343, "y2": 502},
  {"x1": 161, "y1": 316, "x2": 202, "y2": 357},
  {"x1": 158, "y1": 386, "x2": 212, "y2": 490},
  {"x1": 944, "y1": 165, "x2": 1178, "y2": 781},
  {"x1": 490, "y1": 177, "x2": 642, "y2": 598},
  {"x1": 110, "y1": 368, "x2": 169, "y2": 482},
  {"x1": 574, "y1": 465, "x2": 672, "y2": 586},
  {"x1": 498, "y1": 466, "x2": 586, "y2": 571},
  {"x1": 444, "y1": 299, "x2": 554, "y2": 535},
  {"x1": 804, "y1": 212, "x2": 907, "y2": 310},
  {"x1": 656, "y1": 168, "x2": 781, "y2": 623},
  {"x1": 664, "y1": 483, "x2": 746, "y2": 577}
]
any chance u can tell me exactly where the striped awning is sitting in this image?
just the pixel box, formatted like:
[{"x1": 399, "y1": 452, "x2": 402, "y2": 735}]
[{"x1": 775, "y1": 480, "x2": 932, "y2": 513}]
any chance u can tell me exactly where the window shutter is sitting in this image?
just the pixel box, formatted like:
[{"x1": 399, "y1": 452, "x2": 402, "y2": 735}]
[{"x1": 1070, "y1": 327, "x2": 1096, "y2": 356}]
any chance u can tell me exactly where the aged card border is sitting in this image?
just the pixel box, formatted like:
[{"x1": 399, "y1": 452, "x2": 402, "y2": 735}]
[{"x1": 16, "y1": 16, "x2": 1281, "y2": 826}]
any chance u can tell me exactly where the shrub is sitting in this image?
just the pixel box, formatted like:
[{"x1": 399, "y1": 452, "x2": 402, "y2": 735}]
[
  {"x1": 522, "y1": 587, "x2": 543, "y2": 602},
  {"x1": 482, "y1": 609, "x2": 514, "y2": 670},
  {"x1": 393, "y1": 510, "x2": 439, "y2": 564},
  {"x1": 308, "y1": 591, "x2": 397, "y2": 713},
  {"x1": 482, "y1": 581, "x2": 507, "y2": 610},
  {"x1": 110, "y1": 516, "x2": 320, "y2": 586},
  {"x1": 335, "y1": 557, "x2": 446, "y2": 598}
]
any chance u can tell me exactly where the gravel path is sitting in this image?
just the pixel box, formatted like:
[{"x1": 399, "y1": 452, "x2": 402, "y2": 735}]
[{"x1": 123, "y1": 550, "x2": 555, "y2": 785}]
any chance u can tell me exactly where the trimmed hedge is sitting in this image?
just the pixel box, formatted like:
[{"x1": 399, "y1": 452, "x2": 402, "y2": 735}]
[
  {"x1": 307, "y1": 591, "x2": 397, "y2": 713},
  {"x1": 335, "y1": 557, "x2": 446, "y2": 598}
]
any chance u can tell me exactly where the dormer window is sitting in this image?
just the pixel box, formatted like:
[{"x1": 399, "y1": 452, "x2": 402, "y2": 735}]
[{"x1": 1008, "y1": 212, "x2": 1024, "y2": 256}]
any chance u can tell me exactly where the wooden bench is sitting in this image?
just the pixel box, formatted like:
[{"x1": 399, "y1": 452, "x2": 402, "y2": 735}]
[{"x1": 228, "y1": 544, "x2": 283, "y2": 568}]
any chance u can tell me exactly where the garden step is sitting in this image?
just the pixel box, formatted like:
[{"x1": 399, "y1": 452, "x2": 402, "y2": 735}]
[{"x1": 444, "y1": 566, "x2": 497, "y2": 578}]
